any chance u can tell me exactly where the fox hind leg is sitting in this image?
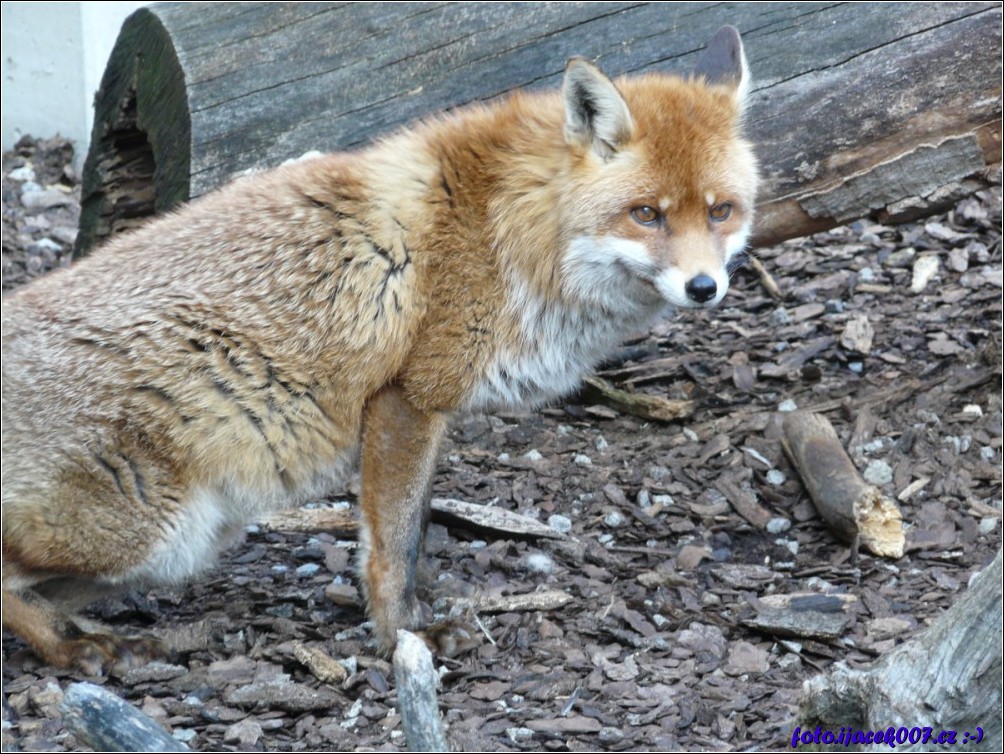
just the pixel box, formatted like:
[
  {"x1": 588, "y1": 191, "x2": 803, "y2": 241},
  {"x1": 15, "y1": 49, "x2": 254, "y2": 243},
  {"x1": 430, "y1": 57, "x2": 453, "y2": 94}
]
[{"x1": 2, "y1": 574, "x2": 164, "y2": 676}]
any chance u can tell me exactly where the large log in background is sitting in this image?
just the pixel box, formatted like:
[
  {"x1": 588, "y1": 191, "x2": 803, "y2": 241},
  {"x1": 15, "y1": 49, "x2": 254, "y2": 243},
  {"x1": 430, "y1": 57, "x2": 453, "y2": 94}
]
[{"x1": 75, "y1": 1, "x2": 1002, "y2": 256}]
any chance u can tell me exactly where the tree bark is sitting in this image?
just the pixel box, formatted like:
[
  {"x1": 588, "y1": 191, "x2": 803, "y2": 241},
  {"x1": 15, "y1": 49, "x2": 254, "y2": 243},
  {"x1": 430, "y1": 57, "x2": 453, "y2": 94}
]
[
  {"x1": 799, "y1": 550, "x2": 1002, "y2": 752},
  {"x1": 76, "y1": 2, "x2": 1002, "y2": 255},
  {"x1": 60, "y1": 683, "x2": 189, "y2": 752}
]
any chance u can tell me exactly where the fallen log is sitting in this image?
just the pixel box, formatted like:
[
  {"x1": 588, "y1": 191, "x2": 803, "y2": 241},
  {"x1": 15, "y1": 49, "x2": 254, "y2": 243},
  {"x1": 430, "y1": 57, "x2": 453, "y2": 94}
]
[
  {"x1": 780, "y1": 411, "x2": 905, "y2": 559},
  {"x1": 76, "y1": 2, "x2": 1001, "y2": 255},
  {"x1": 60, "y1": 682, "x2": 189, "y2": 752}
]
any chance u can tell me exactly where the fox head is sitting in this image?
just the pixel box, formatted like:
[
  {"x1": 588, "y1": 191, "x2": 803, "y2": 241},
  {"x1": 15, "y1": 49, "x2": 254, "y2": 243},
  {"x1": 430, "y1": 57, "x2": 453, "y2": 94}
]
[{"x1": 559, "y1": 26, "x2": 757, "y2": 311}]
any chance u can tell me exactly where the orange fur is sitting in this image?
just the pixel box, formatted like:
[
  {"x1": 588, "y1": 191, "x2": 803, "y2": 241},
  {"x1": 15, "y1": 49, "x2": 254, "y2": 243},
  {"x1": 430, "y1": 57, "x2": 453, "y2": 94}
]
[{"x1": 2, "y1": 29, "x2": 757, "y2": 669}]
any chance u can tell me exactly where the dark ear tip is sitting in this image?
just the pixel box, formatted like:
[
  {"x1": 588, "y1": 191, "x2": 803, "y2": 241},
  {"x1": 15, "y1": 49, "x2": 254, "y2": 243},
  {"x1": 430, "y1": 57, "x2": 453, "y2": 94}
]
[{"x1": 714, "y1": 25, "x2": 742, "y2": 42}]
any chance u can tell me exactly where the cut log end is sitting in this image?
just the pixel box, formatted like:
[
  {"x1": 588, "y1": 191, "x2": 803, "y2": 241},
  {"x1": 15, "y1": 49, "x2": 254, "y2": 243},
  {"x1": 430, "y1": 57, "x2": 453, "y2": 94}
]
[
  {"x1": 853, "y1": 487, "x2": 905, "y2": 559},
  {"x1": 75, "y1": 7, "x2": 192, "y2": 258}
]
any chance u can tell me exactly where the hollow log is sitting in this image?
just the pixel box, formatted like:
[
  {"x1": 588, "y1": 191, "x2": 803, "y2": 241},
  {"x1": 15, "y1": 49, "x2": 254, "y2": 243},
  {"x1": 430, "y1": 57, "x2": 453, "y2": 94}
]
[{"x1": 76, "y1": 2, "x2": 1002, "y2": 256}]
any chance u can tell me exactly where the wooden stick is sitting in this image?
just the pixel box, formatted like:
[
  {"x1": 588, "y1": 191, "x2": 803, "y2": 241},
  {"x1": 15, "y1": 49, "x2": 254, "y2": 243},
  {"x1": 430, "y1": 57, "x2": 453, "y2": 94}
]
[
  {"x1": 781, "y1": 411, "x2": 905, "y2": 558},
  {"x1": 747, "y1": 253, "x2": 784, "y2": 300},
  {"x1": 579, "y1": 376, "x2": 694, "y2": 423},
  {"x1": 393, "y1": 630, "x2": 448, "y2": 752},
  {"x1": 60, "y1": 683, "x2": 189, "y2": 752},
  {"x1": 260, "y1": 498, "x2": 565, "y2": 540}
]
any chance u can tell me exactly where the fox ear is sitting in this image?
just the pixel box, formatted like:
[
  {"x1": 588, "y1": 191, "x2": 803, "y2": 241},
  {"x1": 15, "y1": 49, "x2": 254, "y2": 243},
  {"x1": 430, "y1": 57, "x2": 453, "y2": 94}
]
[
  {"x1": 563, "y1": 58, "x2": 634, "y2": 159},
  {"x1": 693, "y1": 25, "x2": 750, "y2": 113}
]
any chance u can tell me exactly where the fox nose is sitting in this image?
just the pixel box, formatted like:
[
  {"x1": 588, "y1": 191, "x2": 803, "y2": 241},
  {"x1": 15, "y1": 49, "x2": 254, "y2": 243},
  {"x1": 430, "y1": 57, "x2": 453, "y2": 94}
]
[{"x1": 685, "y1": 274, "x2": 718, "y2": 303}]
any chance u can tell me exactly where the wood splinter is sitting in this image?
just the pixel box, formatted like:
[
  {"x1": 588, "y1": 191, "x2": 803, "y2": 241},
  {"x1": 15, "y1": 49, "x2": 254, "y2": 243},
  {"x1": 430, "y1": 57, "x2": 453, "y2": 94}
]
[{"x1": 780, "y1": 411, "x2": 905, "y2": 559}]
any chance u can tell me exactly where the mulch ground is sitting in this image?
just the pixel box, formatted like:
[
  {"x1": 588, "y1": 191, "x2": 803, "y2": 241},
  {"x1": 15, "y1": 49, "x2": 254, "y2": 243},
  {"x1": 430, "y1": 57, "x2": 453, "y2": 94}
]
[{"x1": 2, "y1": 135, "x2": 1001, "y2": 752}]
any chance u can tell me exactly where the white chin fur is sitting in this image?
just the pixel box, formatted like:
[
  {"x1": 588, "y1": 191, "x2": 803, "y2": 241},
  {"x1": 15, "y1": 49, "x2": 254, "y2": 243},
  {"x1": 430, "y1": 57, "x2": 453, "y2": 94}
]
[{"x1": 562, "y1": 236, "x2": 662, "y2": 312}]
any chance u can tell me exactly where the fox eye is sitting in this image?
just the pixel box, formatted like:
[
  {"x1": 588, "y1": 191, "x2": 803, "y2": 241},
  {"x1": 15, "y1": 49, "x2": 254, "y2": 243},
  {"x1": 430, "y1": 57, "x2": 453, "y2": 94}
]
[
  {"x1": 631, "y1": 206, "x2": 660, "y2": 225},
  {"x1": 709, "y1": 202, "x2": 733, "y2": 222}
]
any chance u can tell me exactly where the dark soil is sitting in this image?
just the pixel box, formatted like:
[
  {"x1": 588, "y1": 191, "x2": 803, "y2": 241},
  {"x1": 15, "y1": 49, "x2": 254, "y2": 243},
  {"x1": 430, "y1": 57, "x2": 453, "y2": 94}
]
[{"x1": 2, "y1": 136, "x2": 1002, "y2": 752}]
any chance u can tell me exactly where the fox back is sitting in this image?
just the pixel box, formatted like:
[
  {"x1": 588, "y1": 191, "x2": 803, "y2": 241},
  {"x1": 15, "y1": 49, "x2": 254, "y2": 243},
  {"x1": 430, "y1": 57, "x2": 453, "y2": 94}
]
[{"x1": 1, "y1": 26, "x2": 756, "y2": 671}]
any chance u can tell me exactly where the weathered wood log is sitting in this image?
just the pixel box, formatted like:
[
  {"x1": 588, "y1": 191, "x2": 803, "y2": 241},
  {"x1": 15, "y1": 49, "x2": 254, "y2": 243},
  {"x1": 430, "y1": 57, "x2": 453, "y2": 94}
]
[
  {"x1": 60, "y1": 682, "x2": 189, "y2": 752},
  {"x1": 781, "y1": 411, "x2": 905, "y2": 559},
  {"x1": 800, "y1": 549, "x2": 1002, "y2": 752},
  {"x1": 76, "y1": 2, "x2": 1002, "y2": 256},
  {"x1": 393, "y1": 630, "x2": 448, "y2": 753},
  {"x1": 260, "y1": 498, "x2": 566, "y2": 540}
]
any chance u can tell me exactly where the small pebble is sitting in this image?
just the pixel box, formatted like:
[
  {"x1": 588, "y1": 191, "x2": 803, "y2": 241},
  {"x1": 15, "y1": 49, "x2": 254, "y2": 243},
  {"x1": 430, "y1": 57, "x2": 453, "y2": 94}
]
[
  {"x1": 525, "y1": 553, "x2": 554, "y2": 573},
  {"x1": 824, "y1": 299, "x2": 845, "y2": 314},
  {"x1": 497, "y1": 452, "x2": 511, "y2": 463},
  {"x1": 981, "y1": 447, "x2": 996, "y2": 461},
  {"x1": 28, "y1": 238, "x2": 61, "y2": 254},
  {"x1": 573, "y1": 454, "x2": 592, "y2": 466},
  {"x1": 778, "y1": 399, "x2": 798, "y2": 412},
  {"x1": 766, "y1": 518, "x2": 791, "y2": 534},
  {"x1": 637, "y1": 489, "x2": 651, "y2": 507},
  {"x1": 848, "y1": 362, "x2": 863, "y2": 373},
  {"x1": 173, "y1": 729, "x2": 198, "y2": 744},
  {"x1": 978, "y1": 518, "x2": 998, "y2": 535},
  {"x1": 295, "y1": 563, "x2": 320, "y2": 577},
  {"x1": 507, "y1": 728, "x2": 535, "y2": 745},
  {"x1": 598, "y1": 727, "x2": 625, "y2": 745},
  {"x1": 595, "y1": 436, "x2": 608, "y2": 451},
  {"x1": 948, "y1": 247, "x2": 970, "y2": 273},
  {"x1": 770, "y1": 307, "x2": 791, "y2": 326},
  {"x1": 884, "y1": 247, "x2": 916, "y2": 268},
  {"x1": 858, "y1": 266, "x2": 875, "y2": 282},
  {"x1": 523, "y1": 449, "x2": 543, "y2": 462},
  {"x1": 603, "y1": 510, "x2": 626, "y2": 528},
  {"x1": 647, "y1": 465, "x2": 671, "y2": 481},
  {"x1": 910, "y1": 255, "x2": 940, "y2": 293},
  {"x1": 766, "y1": 469, "x2": 786, "y2": 486},
  {"x1": 548, "y1": 514, "x2": 573, "y2": 534},
  {"x1": 863, "y1": 460, "x2": 893, "y2": 485},
  {"x1": 860, "y1": 439, "x2": 884, "y2": 453},
  {"x1": 9, "y1": 165, "x2": 35, "y2": 182},
  {"x1": 962, "y1": 404, "x2": 983, "y2": 417}
]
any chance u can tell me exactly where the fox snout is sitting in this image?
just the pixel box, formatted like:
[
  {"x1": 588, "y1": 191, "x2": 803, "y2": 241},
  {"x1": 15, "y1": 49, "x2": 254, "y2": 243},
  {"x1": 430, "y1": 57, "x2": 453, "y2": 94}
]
[
  {"x1": 685, "y1": 273, "x2": 719, "y2": 304},
  {"x1": 653, "y1": 265, "x2": 729, "y2": 309}
]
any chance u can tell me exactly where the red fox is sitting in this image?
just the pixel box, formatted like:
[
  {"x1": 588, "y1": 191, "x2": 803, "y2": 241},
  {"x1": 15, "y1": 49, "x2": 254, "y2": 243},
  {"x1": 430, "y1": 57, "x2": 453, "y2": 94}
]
[{"x1": 2, "y1": 26, "x2": 757, "y2": 673}]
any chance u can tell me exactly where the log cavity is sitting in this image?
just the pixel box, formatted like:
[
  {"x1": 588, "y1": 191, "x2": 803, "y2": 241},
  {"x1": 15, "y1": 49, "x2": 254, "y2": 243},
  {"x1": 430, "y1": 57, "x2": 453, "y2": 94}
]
[{"x1": 89, "y1": 87, "x2": 157, "y2": 242}]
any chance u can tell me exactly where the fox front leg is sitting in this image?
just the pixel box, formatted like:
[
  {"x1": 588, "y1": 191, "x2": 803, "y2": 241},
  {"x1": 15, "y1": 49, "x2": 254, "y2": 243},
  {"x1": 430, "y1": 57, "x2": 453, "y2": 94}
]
[{"x1": 359, "y1": 385, "x2": 447, "y2": 654}]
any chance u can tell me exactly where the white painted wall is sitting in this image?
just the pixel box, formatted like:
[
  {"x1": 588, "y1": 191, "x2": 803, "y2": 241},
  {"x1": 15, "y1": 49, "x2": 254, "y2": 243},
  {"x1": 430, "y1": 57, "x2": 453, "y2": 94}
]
[{"x1": 2, "y1": 1, "x2": 147, "y2": 168}]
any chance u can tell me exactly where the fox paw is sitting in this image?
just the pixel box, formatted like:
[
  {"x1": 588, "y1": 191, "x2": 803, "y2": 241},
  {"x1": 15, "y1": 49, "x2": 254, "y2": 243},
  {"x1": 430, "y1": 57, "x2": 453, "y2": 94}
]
[
  {"x1": 419, "y1": 619, "x2": 481, "y2": 658},
  {"x1": 63, "y1": 633, "x2": 166, "y2": 677}
]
